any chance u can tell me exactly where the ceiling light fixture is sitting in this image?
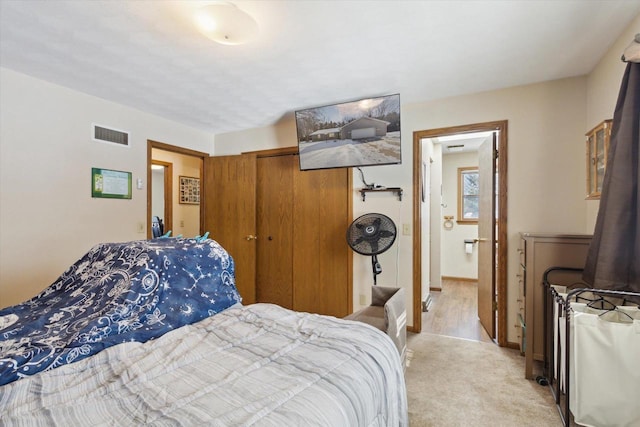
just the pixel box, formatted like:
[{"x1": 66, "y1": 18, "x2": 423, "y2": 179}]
[{"x1": 194, "y1": 2, "x2": 258, "y2": 46}]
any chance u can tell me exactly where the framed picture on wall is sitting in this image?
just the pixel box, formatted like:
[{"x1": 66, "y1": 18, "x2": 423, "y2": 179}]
[
  {"x1": 179, "y1": 176, "x2": 200, "y2": 205},
  {"x1": 91, "y1": 167, "x2": 132, "y2": 199}
]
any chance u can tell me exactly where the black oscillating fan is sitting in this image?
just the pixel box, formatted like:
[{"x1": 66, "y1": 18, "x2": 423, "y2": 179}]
[{"x1": 346, "y1": 213, "x2": 397, "y2": 285}]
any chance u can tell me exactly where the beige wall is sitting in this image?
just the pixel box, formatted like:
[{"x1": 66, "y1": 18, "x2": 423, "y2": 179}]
[
  {"x1": 584, "y1": 15, "x2": 640, "y2": 231},
  {"x1": 214, "y1": 119, "x2": 297, "y2": 155},
  {"x1": 441, "y1": 152, "x2": 479, "y2": 279},
  {"x1": 151, "y1": 168, "x2": 165, "y2": 219},
  {"x1": 214, "y1": 76, "x2": 588, "y2": 341},
  {"x1": 429, "y1": 142, "x2": 443, "y2": 292},
  {"x1": 151, "y1": 149, "x2": 202, "y2": 238},
  {"x1": 0, "y1": 68, "x2": 214, "y2": 308},
  {"x1": 420, "y1": 139, "x2": 434, "y2": 303},
  {"x1": 1, "y1": 16, "x2": 635, "y2": 337}
]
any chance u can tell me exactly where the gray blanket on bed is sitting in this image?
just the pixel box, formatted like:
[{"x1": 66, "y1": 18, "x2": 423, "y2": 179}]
[{"x1": 0, "y1": 303, "x2": 408, "y2": 426}]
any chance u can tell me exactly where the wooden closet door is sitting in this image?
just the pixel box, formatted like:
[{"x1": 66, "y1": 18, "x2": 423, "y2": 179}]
[
  {"x1": 292, "y1": 162, "x2": 351, "y2": 318},
  {"x1": 202, "y1": 154, "x2": 257, "y2": 304},
  {"x1": 256, "y1": 155, "x2": 294, "y2": 308}
]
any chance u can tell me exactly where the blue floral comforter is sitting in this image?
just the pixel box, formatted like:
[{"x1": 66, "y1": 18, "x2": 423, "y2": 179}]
[{"x1": 0, "y1": 238, "x2": 241, "y2": 385}]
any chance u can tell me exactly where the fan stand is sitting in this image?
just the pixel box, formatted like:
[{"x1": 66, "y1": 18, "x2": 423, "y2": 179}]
[{"x1": 371, "y1": 254, "x2": 382, "y2": 285}]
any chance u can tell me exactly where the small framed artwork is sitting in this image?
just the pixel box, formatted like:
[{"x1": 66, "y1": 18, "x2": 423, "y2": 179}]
[{"x1": 179, "y1": 176, "x2": 200, "y2": 204}]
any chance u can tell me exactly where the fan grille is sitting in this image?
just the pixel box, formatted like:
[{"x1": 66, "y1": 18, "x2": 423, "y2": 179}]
[{"x1": 346, "y1": 213, "x2": 397, "y2": 255}]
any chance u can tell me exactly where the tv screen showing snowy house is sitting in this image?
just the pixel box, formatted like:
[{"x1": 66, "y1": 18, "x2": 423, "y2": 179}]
[{"x1": 295, "y1": 94, "x2": 401, "y2": 171}]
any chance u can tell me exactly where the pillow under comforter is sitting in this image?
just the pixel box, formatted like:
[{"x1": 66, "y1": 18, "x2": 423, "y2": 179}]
[{"x1": 0, "y1": 238, "x2": 240, "y2": 385}]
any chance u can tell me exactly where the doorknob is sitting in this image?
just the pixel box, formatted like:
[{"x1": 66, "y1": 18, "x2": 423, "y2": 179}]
[
  {"x1": 245, "y1": 234, "x2": 258, "y2": 241},
  {"x1": 476, "y1": 238, "x2": 489, "y2": 242}
]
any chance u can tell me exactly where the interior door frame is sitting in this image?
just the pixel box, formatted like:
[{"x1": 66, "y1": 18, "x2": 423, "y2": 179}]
[
  {"x1": 147, "y1": 140, "x2": 208, "y2": 239},
  {"x1": 151, "y1": 159, "x2": 173, "y2": 237},
  {"x1": 412, "y1": 120, "x2": 508, "y2": 347}
]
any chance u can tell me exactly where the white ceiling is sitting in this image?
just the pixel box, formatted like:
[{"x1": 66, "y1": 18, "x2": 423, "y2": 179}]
[
  {"x1": 1, "y1": 0, "x2": 639, "y2": 137},
  {"x1": 435, "y1": 132, "x2": 493, "y2": 155}
]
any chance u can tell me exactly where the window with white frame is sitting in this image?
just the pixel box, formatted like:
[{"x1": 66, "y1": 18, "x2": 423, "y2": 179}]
[{"x1": 458, "y1": 167, "x2": 479, "y2": 223}]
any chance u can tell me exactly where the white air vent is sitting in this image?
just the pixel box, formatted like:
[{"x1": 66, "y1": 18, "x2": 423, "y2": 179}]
[{"x1": 92, "y1": 124, "x2": 129, "y2": 147}]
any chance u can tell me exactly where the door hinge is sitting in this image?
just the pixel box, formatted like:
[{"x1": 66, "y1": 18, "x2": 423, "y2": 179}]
[
  {"x1": 492, "y1": 300, "x2": 498, "y2": 311},
  {"x1": 494, "y1": 149, "x2": 499, "y2": 160}
]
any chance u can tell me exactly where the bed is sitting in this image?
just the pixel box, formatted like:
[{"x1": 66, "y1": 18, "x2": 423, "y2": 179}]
[{"x1": 0, "y1": 238, "x2": 408, "y2": 426}]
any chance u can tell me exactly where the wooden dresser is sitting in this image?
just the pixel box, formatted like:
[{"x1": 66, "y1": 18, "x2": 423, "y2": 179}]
[{"x1": 518, "y1": 232, "x2": 592, "y2": 379}]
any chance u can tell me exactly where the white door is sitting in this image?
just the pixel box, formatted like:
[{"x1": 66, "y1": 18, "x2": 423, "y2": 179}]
[{"x1": 351, "y1": 127, "x2": 376, "y2": 139}]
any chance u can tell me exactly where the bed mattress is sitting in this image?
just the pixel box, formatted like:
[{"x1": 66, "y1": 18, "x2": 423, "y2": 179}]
[{"x1": 0, "y1": 303, "x2": 408, "y2": 426}]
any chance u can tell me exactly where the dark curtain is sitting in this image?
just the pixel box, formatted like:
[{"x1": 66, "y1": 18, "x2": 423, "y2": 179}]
[{"x1": 583, "y1": 62, "x2": 640, "y2": 292}]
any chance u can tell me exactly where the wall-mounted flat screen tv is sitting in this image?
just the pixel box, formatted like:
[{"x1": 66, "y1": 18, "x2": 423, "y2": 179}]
[{"x1": 295, "y1": 93, "x2": 401, "y2": 171}]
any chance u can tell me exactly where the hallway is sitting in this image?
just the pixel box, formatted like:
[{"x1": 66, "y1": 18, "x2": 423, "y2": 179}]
[{"x1": 422, "y1": 279, "x2": 493, "y2": 343}]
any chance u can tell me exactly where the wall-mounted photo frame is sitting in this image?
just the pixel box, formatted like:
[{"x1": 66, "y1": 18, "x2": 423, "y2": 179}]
[
  {"x1": 91, "y1": 167, "x2": 132, "y2": 199},
  {"x1": 179, "y1": 176, "x2": 200, "y2": 205}
]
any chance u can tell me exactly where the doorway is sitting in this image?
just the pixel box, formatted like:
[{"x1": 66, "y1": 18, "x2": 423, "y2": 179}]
[
  {"x1": 151, "y1": 160, "x2": 173, "y2": 238},
  {"x1": 146, "y1": 140, "x2": 208, "y2": 239},
  {"x1": 422, "y1": 278, "x2": 493, "y2": 342},
  {"x1": 412, "y1": 121, "x2": 508, "y2": 346}
]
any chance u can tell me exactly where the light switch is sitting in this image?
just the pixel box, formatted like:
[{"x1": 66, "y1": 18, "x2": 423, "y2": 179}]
[
  {"x1": 136, "y1": 178, "x2": 143, "y2": 190},
  {"x1": 402, "y1": 223, "x2": 411, "y2": 235}
]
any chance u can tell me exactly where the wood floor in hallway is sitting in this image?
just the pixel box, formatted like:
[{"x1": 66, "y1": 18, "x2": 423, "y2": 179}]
[{"x1": 422, "y1": 279, "x2": 493, "y2": 343}]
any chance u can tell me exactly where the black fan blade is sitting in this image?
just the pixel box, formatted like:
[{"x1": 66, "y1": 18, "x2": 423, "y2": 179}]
[
  {"x1": 379, "y1": 230, "x2": 395, "y2": 238},
  {"x1": 346, "y1": 212, "x2": 397, "y2": 256}
]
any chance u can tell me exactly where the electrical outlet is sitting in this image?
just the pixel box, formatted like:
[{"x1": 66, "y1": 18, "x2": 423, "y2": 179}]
[
  {"x1": 180, "y1": 220, "x2": 185, "y2": 227},
  {"x1": 359, "y1": 294, "x2": 366, "y2": 305},
  {"x1": 402, "y1": 223, "x2": 411, "y2": 235},
  {"x1": 137, "y1": 222, "x2": 145, "y2": 233}
]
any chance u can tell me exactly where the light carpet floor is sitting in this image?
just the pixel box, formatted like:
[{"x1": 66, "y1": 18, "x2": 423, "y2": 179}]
[{"x1": 405, "y1": 332, "x2": 561, "y2": 426}]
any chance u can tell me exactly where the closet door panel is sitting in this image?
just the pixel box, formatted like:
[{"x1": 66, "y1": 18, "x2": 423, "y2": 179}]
[
  {"x1": 203, "y1": 154, "x2": 257, "y2": 304},
  {"x1": 256, "y1": 155, "x2": 294, "y2": 308},
  {"x1": 293, "y1": 165, "x2": 350, "y2": 318}
]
